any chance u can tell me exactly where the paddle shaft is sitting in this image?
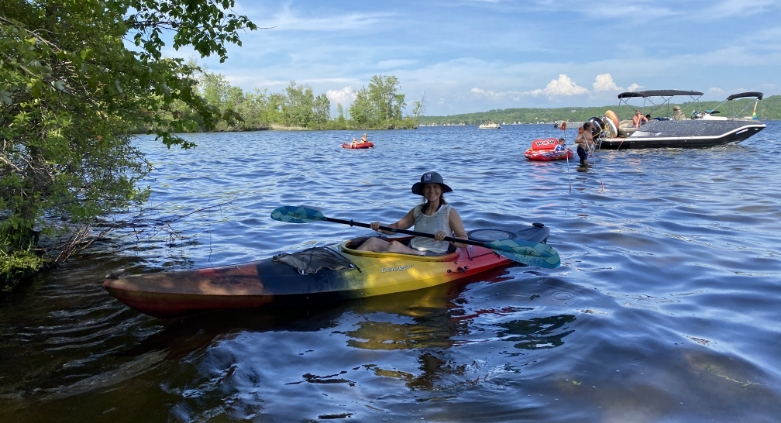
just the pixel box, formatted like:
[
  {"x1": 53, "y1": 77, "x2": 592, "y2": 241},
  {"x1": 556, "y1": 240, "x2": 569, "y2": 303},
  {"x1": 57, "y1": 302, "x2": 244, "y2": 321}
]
[
  {"x1": 324, "y1": 216, "x2": 493, "y2": 249},
  {"x1": 271, "y1": 206, "x2": 559, "y2": 268}
]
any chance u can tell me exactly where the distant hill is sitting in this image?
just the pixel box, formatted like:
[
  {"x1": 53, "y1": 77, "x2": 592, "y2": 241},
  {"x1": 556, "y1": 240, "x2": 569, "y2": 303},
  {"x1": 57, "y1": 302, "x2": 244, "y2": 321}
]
[{"x1": 419, "y1": 94, "x2": 781, "y2": 125}]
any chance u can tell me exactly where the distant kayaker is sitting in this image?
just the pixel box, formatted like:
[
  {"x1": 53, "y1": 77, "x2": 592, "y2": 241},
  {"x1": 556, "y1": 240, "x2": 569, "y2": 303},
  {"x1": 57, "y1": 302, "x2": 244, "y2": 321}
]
[
  {"x1": 356, "y1": 172, "x2": 468, "y2": 255},
  {"x1": 350, "y1": 138, "x2": 358, "y2": 147},
  {"x1": 360, "y1": 133, "x2": 369, "y2": 143},
  {"x1": 575, "y1": 123, "x2": 595, "y2": 166}
]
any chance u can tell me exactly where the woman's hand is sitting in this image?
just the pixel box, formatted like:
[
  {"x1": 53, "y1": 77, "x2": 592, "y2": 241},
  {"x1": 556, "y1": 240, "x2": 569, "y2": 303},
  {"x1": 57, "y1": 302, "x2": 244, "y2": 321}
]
[
  {"x1": 370, "y1": 221, "x2": 382, "y2": 231},
  {"x1": 434, "y1": 231, "x2": 447, "y2": 241}
]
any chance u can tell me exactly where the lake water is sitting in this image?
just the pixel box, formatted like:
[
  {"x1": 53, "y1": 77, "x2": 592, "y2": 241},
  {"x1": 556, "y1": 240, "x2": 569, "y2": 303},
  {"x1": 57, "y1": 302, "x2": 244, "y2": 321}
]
[{"x1": 1, "y1": 123, "x2": 780, "y2": 422}]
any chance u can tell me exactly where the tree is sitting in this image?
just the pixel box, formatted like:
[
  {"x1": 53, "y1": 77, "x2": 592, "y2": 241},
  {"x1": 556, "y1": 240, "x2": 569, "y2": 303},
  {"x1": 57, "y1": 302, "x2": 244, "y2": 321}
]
[
  {"x1": 239, "y1": 88, "x2": 272, "y2": 130},
  {"x1": 312, "y1": 94, "x2": 331, "y2": 125},
  {"x1": 283, "y1": 81, "x2": 315, "y2": 127},
  {"x1": 335, "y1": 103, "x2": 346, "y2": 128},
  {"x1": 347, "y1": 75, "x2": 409, "y2": 128},
  {"x1": 368, "y1": 75, "x2": 405, "y2": 124},
  {"x1": 411, "y1": 94, "x2": 426, "y2": 125},
  {"x1": 0, "y1": 0, "x2": 256, "y2": 273},
  {"x1": 348, "y1": 88, "x2": 374, "y2": 125}
]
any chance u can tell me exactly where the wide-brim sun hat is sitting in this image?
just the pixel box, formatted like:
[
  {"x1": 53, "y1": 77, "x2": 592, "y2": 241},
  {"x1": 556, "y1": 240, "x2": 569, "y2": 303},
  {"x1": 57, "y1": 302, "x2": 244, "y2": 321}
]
[
  {"x1": 673, "y1": 106, "x2": 681, "y2": 110},
  {"x1": 411, "y1": 171, "x2": 453, "y2": 196}
]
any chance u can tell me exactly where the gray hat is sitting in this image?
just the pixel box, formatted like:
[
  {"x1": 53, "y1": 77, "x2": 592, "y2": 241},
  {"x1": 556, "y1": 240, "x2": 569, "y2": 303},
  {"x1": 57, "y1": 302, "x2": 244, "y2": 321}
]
[
  {"x1": 673, "y1": 105, "x2": 681, "y2": 110},
  {"x1": 411, "y1": 171, "x2": 453, "y2": 195}
]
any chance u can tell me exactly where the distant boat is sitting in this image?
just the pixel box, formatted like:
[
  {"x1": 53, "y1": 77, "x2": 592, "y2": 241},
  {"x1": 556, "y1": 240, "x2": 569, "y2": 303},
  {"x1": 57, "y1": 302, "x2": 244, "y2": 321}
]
[
  {"x1": 599, "y1": 90, "x2": 766, "y2": 149},
  {"x1": 478, "y1": 121, "x2": 500, "y2": 129}
]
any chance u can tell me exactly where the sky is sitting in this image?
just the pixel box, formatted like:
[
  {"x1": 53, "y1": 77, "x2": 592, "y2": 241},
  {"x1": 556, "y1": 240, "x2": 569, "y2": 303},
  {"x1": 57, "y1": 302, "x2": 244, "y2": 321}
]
[{"x1": 173, "y1": 0, "x2": 781, "y2": 116}]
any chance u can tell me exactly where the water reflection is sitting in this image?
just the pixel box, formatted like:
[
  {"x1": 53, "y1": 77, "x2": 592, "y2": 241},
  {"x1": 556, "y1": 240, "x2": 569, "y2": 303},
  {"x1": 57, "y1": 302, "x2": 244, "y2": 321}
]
[{"x1": 496, "y1": 315, "x2": 576, "y2": 350}]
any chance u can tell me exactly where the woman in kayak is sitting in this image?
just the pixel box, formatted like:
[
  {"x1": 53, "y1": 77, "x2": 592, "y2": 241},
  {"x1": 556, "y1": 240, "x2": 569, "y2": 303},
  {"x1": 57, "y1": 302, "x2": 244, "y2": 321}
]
[{"x1": 356, "y1": 171, "x2": 468, "y2": 255}]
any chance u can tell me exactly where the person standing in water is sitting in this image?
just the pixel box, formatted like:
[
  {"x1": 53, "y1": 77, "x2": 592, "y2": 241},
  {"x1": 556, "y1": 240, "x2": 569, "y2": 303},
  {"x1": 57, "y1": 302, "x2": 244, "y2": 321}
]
[{"x1": 574, "y1": 123, "x2": 595, "y2": 166}]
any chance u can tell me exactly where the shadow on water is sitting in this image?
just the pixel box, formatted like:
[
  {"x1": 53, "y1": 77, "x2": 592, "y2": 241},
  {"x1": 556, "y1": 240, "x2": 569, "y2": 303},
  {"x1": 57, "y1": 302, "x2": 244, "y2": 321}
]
[
  {"x1": 0, "y1": 260, "x2": 585, "y2": 422},
  {"x1": 129, "y1": 265, "x2": 571, "y2": 359}
]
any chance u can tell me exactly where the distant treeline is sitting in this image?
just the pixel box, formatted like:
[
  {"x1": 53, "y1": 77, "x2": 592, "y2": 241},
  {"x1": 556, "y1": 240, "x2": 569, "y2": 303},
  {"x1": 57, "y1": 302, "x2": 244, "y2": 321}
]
[
  {"x1": 141, "y1": 69, "x2": 423, "y2": 132},
  {"x1": 419, "y1": 95, "x2": 781, "y2": 125}
]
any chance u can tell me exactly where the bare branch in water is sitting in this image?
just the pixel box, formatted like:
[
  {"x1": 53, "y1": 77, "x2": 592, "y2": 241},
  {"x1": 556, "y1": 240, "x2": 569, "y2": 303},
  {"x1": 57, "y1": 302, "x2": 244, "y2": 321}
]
[{"x1": 39, "y1": 198, "x2": 238, "y2": 264}]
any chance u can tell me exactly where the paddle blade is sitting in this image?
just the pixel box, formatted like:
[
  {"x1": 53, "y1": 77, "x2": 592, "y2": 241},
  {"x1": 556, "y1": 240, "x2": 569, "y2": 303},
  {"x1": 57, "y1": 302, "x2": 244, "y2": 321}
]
[
  {"x1": 487, "y1": 239, "x2": 561, "y2": 269},
  {"x1": 270, "y1": 206, "x2": 327, "y2": 223}
]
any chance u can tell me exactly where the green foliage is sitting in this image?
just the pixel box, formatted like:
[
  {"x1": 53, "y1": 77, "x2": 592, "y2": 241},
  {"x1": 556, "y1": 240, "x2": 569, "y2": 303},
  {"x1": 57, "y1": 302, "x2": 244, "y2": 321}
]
[
  {"x1": 178, "y1": 71, "x2": 419, "y2": 131},
  {"x1": 0, "y1": 0, "x2": 255, "y2": 263},
  {"x1": 348, "y1": 75, "x2": 412, "y2": 129},
  {"x1": 419, "y1": 95, "x2": 781, "y2": 125},
  {"x1": 284, "y1": 82, "x2": 316, "y2": 128},
  {"x1": 0, "y1": 247, "x2": 45, "y2": 291}
]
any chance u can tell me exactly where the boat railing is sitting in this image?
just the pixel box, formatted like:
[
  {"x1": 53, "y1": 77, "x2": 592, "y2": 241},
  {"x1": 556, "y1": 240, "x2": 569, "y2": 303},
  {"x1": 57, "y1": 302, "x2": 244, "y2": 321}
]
[
  {"x1": 702, "y1": 92, "x2": 763, "y2": 120},
  {"x1": 616, "y1": 90, "x2": 704, "y2": 121}
]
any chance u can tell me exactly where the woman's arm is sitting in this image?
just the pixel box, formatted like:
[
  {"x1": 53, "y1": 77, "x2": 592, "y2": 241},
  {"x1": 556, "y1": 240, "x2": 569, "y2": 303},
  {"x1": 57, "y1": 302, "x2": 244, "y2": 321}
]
[
  {"x1": 370, "y1": 208, "x2": 417, "y2": 233},
  {"x1": 446, "y1": 208, "x2": 468, "y2": 247}
]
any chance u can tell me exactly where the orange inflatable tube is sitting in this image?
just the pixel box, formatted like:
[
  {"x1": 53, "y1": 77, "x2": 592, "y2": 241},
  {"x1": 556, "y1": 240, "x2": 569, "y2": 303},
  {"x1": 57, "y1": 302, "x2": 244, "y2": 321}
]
[{"x1": 605, "y1": 110, "x2": 619, "y2": 129}]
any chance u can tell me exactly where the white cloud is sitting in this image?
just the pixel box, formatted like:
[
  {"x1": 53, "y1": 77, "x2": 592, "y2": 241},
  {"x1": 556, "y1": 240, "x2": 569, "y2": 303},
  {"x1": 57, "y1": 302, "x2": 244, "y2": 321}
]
[
  {"x1": 707, "y1": 87, "x2": 725, "y2": 96},
  {"x1": 527, "y1": 0, "x2": 676, "y2": 21},
  {"x1": 471, "y1": 87, "x2": 526, "y2": 101},
  {"x1": 326, "y1": 86, "x2": 356, "y2": 107},
  {"x1": 710, "y1": 0, "x2": 776, "y2": 18},
  {"x1": 626, "y1": 83, "x2": 644, "y2": 92},
  {"x1": 262, "y1": 4, "x2": 394, "y2": 32},
  {"x1": 470, "y1": 87, "x2": 501, "y2": 99},
  {"x1": 529, "y1": 74, "x2": 589, "y2": 99},
  {"x1": 592, "y1": 73, "x2": 623, "y2": 92},
  {"x1": 527, "y1": 0, "x2": 775, "y2": 21}
]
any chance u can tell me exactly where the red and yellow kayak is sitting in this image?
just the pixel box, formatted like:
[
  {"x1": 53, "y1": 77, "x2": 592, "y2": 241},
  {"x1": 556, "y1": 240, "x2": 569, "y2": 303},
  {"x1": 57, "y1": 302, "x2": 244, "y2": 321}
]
[{"x1": 104, "y1": 226, "x2": 549, "y2": 318}]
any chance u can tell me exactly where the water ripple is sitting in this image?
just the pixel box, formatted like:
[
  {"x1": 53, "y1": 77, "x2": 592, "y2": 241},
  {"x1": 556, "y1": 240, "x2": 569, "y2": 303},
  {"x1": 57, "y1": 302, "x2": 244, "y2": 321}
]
[{"x1": 1, "y1": 123, "x2": 781, "y2": 421}]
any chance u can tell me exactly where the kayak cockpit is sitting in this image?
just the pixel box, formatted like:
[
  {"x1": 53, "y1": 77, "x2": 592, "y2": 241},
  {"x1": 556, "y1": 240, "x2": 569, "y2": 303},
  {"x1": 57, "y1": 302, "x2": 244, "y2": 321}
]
[{"x1": 339, "y1": 236, "x2": 463, "y2": 261}]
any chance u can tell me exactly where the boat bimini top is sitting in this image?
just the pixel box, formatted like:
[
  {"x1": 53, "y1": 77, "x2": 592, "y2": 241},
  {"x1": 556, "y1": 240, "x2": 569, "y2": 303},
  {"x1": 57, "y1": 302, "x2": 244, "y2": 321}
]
[
  {"x1": 705, "y1": 92, "x2": 764, "y2": 120},
  {"x1": 616, "y1": 90, "x2": 704, "y2": 118}
]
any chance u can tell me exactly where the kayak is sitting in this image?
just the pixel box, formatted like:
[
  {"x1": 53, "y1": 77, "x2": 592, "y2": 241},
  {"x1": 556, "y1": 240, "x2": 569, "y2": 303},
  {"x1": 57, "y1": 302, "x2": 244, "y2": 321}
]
[
  {"x1": 342, "y1": 142, "x2": 373, "y2": 149},
  {"x1": 103, "y1": 225, "x2": 550, "y2": 318},
  {"x1": 524, "y1": 137, "x2": 574, "y2": 161}
]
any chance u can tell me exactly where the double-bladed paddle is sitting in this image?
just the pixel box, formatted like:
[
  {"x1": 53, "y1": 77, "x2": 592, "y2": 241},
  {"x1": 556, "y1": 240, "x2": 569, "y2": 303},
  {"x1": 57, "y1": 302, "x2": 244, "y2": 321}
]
[{"x1": 270, "y1": 206, "x2": 560, "y2": 269}]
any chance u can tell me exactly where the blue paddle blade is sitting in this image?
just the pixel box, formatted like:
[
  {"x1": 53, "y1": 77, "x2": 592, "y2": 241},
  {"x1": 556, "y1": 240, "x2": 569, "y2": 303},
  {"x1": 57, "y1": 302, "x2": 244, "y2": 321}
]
[
  {"x1": 487, "y1": 239, "x2": 561, "y2": 269},
  {"x1": 270, "y1": 206, "x2": 327, "y2": 223}
]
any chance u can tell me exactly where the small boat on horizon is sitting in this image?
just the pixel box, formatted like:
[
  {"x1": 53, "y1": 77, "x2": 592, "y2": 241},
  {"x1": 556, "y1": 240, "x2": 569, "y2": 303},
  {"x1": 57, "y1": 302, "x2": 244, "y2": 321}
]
[{"x1": 478, "y1": 121, "x2": 501, "y2": 129}]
